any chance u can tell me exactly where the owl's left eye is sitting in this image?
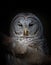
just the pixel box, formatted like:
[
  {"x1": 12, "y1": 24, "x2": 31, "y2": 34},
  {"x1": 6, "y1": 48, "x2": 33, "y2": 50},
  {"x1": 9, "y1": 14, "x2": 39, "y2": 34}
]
[{"x1": 29, "y1": 23, "x2": 34, "y2": 27}]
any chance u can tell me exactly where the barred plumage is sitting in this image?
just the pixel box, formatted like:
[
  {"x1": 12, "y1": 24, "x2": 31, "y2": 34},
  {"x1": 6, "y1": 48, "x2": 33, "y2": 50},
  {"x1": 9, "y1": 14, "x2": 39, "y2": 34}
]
[{"x1": 6, "y1": 13, "x2": 48, "y2": 65}]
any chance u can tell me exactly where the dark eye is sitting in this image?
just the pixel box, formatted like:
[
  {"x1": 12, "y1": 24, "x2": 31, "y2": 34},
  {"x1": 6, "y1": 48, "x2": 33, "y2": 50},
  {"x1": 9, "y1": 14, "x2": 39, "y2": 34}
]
[
  {"x1": 29, "y1": 23, "x2": 34, "y2": 27},
  {"x1": 18, "y1": 22, "x2": 22, "y2": 27},
  {"x1": 18, "y1": 23, "x2": 22, "y2": 26}
]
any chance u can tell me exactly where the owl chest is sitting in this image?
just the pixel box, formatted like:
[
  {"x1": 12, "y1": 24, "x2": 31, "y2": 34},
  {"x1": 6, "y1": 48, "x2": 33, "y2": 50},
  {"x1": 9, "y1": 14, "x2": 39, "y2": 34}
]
[{"x1": 6, "y1": 46, "x2": 45, "y2": 65}]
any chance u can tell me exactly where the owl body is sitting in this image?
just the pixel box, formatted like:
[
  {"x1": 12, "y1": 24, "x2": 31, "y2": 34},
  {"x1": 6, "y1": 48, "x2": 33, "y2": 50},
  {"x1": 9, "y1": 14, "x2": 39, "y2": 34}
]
[{"x1": 6, "y1": 13, "x2": 47, "y2": 65}]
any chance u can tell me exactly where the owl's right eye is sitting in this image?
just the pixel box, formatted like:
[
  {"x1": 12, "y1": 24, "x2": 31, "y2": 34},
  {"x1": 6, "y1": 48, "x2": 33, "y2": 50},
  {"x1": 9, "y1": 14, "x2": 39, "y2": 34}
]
[{"x1": 18, "y1": 22, "x2": 22, "y2": 27}]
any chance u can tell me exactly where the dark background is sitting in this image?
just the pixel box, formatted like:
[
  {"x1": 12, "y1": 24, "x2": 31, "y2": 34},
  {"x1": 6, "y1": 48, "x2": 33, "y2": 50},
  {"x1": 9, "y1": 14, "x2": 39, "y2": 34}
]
[{"x1": 0, "y1": 1, "x2": 51, "y2": 65}]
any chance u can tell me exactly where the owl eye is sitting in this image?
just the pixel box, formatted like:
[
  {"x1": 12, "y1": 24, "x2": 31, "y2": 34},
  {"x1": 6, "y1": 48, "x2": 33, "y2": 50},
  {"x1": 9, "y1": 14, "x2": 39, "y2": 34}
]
[
  {"x1": 18, "y1": 22, "x2": 22, "y2": 27},
  {"x1": 29, "y1": 23, "x2": 34, "y2": 27},
  {"x1": 18, "y1": 23, "x2": 22, "y2": 27}
]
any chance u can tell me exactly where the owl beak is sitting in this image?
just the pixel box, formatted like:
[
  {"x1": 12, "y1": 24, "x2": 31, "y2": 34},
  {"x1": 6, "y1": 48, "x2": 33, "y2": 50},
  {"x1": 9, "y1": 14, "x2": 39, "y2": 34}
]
[{"x1": 23, "y1": 28, "x2": 29, "y2": 36}]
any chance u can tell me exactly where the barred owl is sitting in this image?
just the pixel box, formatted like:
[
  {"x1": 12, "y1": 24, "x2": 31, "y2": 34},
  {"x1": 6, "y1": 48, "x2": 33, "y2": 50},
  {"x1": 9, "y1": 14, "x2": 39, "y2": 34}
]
[{"x1": 6, "y1": 13, "x2": 48, "y2": 65}]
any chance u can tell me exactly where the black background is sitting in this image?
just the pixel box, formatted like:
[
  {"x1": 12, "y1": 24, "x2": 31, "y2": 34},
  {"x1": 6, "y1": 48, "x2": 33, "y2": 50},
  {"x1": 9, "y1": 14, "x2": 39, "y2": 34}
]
[{"x1": 0, "y1": 1, "x2": 51, "y2": 65}]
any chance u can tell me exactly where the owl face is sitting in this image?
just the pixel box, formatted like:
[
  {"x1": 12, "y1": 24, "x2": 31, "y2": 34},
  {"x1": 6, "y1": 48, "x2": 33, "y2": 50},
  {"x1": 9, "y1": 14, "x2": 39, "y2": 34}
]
[
  {"x1": 10, "y1": 13, "x2": 43, "y2": 54},
  {"x1": 12, "y1": 16, "x2": 38, "y2": 36}
]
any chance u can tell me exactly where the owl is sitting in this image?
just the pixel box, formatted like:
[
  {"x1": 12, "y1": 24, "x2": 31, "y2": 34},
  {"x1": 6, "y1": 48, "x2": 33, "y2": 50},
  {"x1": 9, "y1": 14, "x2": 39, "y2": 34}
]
[{"x1": 6, "y1": 13, "x2": 48, "y2": 65}]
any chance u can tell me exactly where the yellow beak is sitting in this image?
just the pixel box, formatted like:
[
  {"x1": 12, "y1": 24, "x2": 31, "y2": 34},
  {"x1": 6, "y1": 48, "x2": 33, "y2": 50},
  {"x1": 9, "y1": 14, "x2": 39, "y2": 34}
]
[{"x1": 23, "y1": 28, "x2": 29, "y2": 36}]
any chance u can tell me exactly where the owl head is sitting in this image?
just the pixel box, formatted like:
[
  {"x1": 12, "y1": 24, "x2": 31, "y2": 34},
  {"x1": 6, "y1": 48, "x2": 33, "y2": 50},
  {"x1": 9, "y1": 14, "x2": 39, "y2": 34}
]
[{"x1": 10, "y1": 13, "x2": 44, "y2": 54}]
